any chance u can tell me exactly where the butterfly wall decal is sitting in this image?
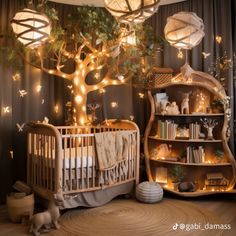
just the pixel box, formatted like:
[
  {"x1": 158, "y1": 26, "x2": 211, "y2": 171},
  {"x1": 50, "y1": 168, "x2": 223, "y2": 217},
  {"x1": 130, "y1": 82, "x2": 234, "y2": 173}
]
[
  {"x1": 19, "y1": 90, "x2": 27, "y2": 97},
  {"x1": 16, "y1": 123, "x2": 25, "y2": 132},
  {"x1": 202, "y1": 52, "x2": 211, "y2": 59}
]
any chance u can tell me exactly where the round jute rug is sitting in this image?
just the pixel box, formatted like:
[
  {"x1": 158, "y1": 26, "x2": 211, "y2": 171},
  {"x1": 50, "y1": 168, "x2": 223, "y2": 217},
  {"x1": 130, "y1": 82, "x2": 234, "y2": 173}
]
[{"x1": 48, "y1": 198, "x2": 224, "y2": 236}]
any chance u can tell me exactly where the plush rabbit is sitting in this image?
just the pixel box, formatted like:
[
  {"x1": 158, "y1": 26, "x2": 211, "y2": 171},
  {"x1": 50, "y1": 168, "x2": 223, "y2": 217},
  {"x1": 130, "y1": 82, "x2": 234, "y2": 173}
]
[{"x1": 29, "y1": 197, "x2": 62, "y2": 236}]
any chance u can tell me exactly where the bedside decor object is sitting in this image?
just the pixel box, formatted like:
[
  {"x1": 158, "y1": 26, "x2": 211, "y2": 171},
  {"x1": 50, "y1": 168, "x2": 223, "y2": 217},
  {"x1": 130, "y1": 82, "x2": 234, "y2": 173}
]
[
  {"x1": 7, "y1": 193, "x2": 34, "y2": 223},
  {"x1": 178, "y1": 181, "x2": 196, "y2": 192},
  {"x1": 155, "y1": 144, "x2": 172, "y2": 159},
  {"x1": 214, "y1": 149, "x2": 224, "y2": 163},
  {"x1": 29, "y1": 198, "x2": 61, "y2": 236},
  {"x1": 204, "y1": 172, "x2": 229, "y2": 191},
  {"x1": 164, "y1": 12, "x2": 205, "y2": 50},
  {"x1": 169, "y1": 165, "x2": 185, "y2": 190},
  {"x1": 147, "y1": 67, "x2": 173, "y2": 89},
  {"x1": 11, "y1": 8, "x2": 51, "y2": 48},
  {"x1": 135, "y1": 181, "x2": 163, "y2": 203},
  {"x1": 163, "y1": 101, "x2": 180, "y2": 115},
  {"x1": 155, "y1": 167, "x2": 168, "y2": 184},
  {"x1": 104, "y1": 0, "x2": 160, "y2": 23},
  {"x1": 200, "y1": 118, "x2": 218, "y2": 140},
  {"x1": 210, "y1": 98, "x2": 224, "y2": 113},
  {"x1": 181, "y1": 91, "x2": 191, "y2": 114}
]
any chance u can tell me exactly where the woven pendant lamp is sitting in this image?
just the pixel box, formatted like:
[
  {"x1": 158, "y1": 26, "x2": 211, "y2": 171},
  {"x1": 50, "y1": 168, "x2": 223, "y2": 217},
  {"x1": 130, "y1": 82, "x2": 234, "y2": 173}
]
[
  {"x1": 164, "y1": 11, "x2": 204, "y2": 50},
  {"x1": 104, "y1": 0, "x2": 160, "y2": 23},
  {"x1": 11, "y1": 8, "x2": 51, "y2": 48}
]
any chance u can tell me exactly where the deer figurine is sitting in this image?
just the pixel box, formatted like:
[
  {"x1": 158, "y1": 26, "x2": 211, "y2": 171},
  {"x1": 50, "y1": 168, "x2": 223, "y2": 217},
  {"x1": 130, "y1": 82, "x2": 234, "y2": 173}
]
[
  {"x1": 181, "y1": 91, "x2": 192, "y2": 114},
  {"x1": 201, "y1": 118, "x2": 218, "y2": 140},
  {"x1": 29, "y1": 195, "x2": 63, "y2": 236}
]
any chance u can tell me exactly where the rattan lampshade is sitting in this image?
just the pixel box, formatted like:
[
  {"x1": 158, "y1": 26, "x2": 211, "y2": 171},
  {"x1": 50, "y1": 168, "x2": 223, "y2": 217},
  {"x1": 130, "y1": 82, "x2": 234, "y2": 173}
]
[
  {"x1": 104, "y1": 0, "x2": 160, "y2": 23},
  {"x1": 11, "y1": 8, "x2": 51, "y2": 48},
  {"x1": 164, "y1": 12, "x2": 204, "y2": 50}
]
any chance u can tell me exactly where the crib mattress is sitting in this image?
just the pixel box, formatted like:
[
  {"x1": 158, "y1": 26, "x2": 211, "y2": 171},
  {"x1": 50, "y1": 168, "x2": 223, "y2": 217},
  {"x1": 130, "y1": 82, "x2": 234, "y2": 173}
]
[{"x1": 31, "y1": 146, "x2": 95, "y2": 168}]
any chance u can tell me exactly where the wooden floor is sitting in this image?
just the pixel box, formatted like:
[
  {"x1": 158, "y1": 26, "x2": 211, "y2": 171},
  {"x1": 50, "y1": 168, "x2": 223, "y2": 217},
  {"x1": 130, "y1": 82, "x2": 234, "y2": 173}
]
[{"x1": 0, "y1": 195, "x2": 235, "y2": 236}]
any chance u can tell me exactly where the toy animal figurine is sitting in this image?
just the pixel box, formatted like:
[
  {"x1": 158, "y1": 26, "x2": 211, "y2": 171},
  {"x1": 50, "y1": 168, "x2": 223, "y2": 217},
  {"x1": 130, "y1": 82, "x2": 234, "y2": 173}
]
[
  {"x1": 164, "y1": 102, "x2": 180, "y2": 115},
  {"x1": 181, "y1": 92, "x2": 192, "y2": 114},
  {"x1": 29, "y1": 197, "x2": 61, "y2": 236}
]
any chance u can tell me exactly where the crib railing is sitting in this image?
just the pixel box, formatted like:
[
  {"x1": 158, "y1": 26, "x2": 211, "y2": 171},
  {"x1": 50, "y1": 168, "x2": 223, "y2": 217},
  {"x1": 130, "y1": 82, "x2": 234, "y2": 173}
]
[{"x1": 27, "y1": 121, "x2": 140, "y2": 199}]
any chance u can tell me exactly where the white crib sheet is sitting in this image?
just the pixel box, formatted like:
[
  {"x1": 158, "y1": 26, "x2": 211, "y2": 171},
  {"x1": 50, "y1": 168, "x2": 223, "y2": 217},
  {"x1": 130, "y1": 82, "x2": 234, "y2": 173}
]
[
  {"x1": 62, "y1": 146, "x2": 94, "y2": 169},
  {"x1": 32, "y1": 146, "x2": 95, "y2": 169}
]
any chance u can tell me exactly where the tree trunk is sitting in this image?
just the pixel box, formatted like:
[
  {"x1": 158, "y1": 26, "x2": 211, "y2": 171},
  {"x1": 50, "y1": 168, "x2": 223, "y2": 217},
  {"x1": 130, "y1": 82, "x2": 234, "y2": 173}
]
[{"x1": 73, "y1": 86, "x2": 88, "y2": 125}]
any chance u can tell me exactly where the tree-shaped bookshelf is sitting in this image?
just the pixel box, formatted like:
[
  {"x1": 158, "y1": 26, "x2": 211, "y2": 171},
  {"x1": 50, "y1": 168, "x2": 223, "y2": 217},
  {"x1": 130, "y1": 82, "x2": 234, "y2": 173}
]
[{"x1": 144, "y1": 64, "x2": 236, "y2": 196}]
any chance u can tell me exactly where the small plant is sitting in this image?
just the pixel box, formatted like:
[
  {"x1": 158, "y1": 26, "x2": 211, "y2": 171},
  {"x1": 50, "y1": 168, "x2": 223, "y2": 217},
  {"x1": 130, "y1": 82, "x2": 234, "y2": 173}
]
[
  {"x1": 169, "y1": 165, "x2": 185, "y2": 183},
  {"x1": 214, "y1": 149, "x2": 224, "y2": 163},
  {"x1": 210, "y1": 98, "x2": 224, "y2": 112}
]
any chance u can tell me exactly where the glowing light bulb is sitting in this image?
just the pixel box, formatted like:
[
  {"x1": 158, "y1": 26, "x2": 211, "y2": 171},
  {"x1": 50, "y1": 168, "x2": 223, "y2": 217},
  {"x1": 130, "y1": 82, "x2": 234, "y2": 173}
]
[
  {"x1": 80, "y1": 117, "x2": 85, "y2": 125},
  {"x1": 36, "y1": 85, "x2": 42, "y2": 93},
  {"x1": 111, "y1": 102, "x2": 118, "y2": 108},
  {"x1": 75, "y1": 95, "x2": 83, "y2": 104},
  {"x1": 74, "y1": 77, "x2": 79, "y2": 86},
  {"x1": 49, "y1": 70, "x2": 54, "y2": 74},
  {"x1": 94, "y1": 72, "x2": 100, "y2": 79},
  {"x1": 82, "y1": 106, "x2": 86, "y2": 112},
  {"x1": 215, "y1": 35, "x2": 222, "y2": 44},
  {"x1": 99, "y1": 88, "x2": 106, "y2": 94},
  {"x1": 54, "y1": 105, "x2": 59, "y2": 114},
  {"x1": 80, "y1": 85, "x2": 86, "y2": 94}
]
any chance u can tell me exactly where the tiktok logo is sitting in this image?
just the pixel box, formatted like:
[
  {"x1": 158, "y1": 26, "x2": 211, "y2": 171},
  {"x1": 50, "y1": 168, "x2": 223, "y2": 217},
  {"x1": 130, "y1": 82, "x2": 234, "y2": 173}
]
[{"x1": 172, "y1": 223, "x2": 178, "y2": 230}]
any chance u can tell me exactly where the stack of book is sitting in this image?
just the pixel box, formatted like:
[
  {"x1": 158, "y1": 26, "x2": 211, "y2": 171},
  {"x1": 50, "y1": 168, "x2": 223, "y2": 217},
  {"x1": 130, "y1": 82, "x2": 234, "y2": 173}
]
[
  {"x1": 186, "y1": 146, "x2": 205, "y2": 163},
  {"x1": 157, "y1": 120, "x2": 178, "y2": 139},
  {"x1": 189, "y1": 122, "x2": 201, "y2": 139}
]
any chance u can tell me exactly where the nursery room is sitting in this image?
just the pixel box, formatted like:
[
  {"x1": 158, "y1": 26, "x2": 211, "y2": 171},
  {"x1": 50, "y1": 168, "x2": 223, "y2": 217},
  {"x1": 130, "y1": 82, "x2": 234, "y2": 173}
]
[{"x1": 0, "y1": 0, "x2": 236, "y2": 235}]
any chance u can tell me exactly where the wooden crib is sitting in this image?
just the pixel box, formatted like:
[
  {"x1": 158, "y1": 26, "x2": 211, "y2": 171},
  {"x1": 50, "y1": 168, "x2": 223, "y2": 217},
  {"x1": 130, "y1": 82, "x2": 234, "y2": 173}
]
[{"x1": 26, "y1": 120, "x2": 140, "y2": 208}]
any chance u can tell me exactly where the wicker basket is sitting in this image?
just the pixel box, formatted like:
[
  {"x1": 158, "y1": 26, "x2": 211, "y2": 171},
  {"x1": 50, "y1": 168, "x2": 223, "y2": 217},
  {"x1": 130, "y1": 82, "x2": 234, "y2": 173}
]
[{"x1": 7, "y1": 193, "x2": 34, "y2": 223}]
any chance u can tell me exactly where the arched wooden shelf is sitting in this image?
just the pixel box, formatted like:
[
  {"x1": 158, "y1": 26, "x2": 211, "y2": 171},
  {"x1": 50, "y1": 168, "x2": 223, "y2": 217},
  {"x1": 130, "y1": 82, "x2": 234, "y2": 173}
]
[
  {"x1": 149, "y1": 136, "x2": 223, "y2": 143},
  {"x1": 151, "y1": 159, "x2": 232, "y2": 166},
  {"x1": 144, "y1": 64, "x2": 236, "y2": 197},
  {"x1": 155, "y1": 113, "x2": 224, "y2": 117}
]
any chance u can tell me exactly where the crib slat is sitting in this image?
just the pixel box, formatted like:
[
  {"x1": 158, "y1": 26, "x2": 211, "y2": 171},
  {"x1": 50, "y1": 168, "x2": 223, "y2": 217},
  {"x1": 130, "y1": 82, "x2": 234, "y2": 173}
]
[
  {"x1": 69, "y1": 136, "x2": 72, "y2": 191},
  {"x1": 63, "y1": 137, "x2": 67, "y2": 192},
  {"x1": 81, "y1": 137, "x2": 84, "y2": 190},
  {"x1": 46, "y1": 136, "x2": 49, "y2": 190},
  {"x1": 92, "y1": 135, "x2": 95, "y2": 188},
  {"x1": 86, "y1": 136, "x2": 89, "y2": 188},
  {"x1": 42, "y1": 135, "x2": 45, "y2": 188},
  {"x1": 50, "y1": 136, "x2": 53, "y2": 191},
  {"x1": 75, "y1": 137, "x2": 78, "y2": 191}
]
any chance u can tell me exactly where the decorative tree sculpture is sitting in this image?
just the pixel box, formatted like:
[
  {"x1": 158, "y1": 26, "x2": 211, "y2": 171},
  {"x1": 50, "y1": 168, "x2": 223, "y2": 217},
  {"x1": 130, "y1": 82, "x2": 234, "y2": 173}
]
[
  {"x1": 201, "y1": 118, "x2": 218, "y2": 140},
  {"x1": 7, "y1": 3, "x2": 163, "y2": 125}
]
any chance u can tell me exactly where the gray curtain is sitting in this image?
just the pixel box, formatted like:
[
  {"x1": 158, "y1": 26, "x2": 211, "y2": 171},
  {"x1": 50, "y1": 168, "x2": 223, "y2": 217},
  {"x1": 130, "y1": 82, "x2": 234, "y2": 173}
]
[
  {"x1": 0, "y1": 0, "x2": 68, "y2": 203},
  {"x1": 149, "y1": 0, "x2": 235, "y2": 151}
]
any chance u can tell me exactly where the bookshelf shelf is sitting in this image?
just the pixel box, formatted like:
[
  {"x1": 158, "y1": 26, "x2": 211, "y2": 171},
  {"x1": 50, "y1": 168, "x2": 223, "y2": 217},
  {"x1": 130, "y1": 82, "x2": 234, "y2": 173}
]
[
  {"x1": 148, "y1": 136, "x2": 222, "y2": 143},
  {"x1": 144, "y1": 68, "x2": 236, "y2": 197},
  {"x1": 161, "y1": 186, "x2": 236, "y2": 197},
  {"x1": 155, "y1": 113, "x2": 224, "y2": 117},
  {"x1": 151, "y1": 159, "x2": 231, "y2": 166}
]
